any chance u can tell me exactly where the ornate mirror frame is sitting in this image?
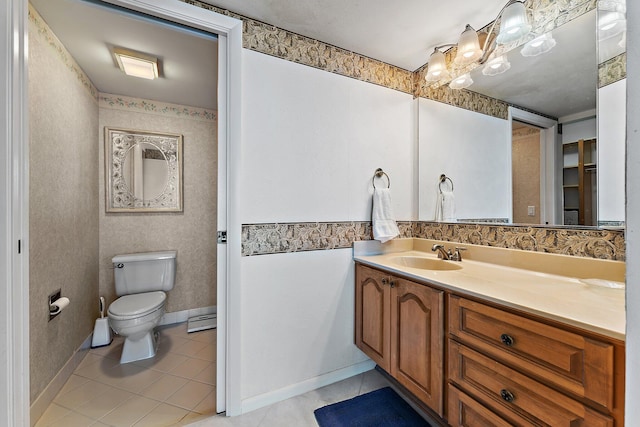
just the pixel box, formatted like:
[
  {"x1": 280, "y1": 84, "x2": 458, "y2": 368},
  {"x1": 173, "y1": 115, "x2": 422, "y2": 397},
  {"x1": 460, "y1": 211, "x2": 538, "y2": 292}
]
[{"x1": 105, "y1": 127, "x2": 183, "y2": 212}]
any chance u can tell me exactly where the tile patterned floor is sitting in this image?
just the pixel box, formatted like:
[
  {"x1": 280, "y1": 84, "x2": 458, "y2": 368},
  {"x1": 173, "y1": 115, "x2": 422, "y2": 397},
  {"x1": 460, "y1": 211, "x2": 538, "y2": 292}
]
[
  {"x1": 35, "y1": 323, "x2": 216, "y2": 427},
  {"x1": 35, "y1": 321, "x2": 394, "y2": 427},
  {"x1": 190, "y1": 368, "x2": 392, "y2": 427}
]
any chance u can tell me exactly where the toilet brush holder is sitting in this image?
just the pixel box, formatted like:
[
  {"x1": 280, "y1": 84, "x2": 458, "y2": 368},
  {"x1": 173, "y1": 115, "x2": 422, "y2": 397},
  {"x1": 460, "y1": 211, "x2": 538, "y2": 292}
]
[{"x1": 91, "y1": 317, "x2": 112, "y2": 348}]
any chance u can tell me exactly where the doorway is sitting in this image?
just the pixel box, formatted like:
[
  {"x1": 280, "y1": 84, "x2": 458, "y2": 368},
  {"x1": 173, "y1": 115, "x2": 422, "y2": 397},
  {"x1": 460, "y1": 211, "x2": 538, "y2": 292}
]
[
  {"x1": 509, "y1": 107, "x2": 559, "y2": 225},
  {"x1": 511, "y1": 120, "x2": 542, "y2": 224},
  {"x1": 1, "y1": 0, "x2": 242, "y2": 423}
]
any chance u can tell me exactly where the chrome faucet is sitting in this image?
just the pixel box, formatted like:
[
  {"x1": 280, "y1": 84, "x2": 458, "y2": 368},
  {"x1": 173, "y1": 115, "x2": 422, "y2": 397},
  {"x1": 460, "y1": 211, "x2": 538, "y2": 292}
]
[
  {"x1": 432, "y1": 244, "x2": 451, "y2": 260},
  {"x1": 432, "y1": 244, "x2": 466, "y2": 261}
]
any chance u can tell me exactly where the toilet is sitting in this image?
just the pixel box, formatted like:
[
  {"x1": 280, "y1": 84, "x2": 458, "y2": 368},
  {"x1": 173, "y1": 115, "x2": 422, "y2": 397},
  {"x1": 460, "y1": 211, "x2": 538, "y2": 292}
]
[{"x1": 108, "y1": 250, "x2": 177, "y2": 364}]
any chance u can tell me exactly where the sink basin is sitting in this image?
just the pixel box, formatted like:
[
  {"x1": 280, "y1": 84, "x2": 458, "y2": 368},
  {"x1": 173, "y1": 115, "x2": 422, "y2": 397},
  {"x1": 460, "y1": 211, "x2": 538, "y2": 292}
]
[{"x1": 390, "y1": 256, "x2": 462, "y2": 271}]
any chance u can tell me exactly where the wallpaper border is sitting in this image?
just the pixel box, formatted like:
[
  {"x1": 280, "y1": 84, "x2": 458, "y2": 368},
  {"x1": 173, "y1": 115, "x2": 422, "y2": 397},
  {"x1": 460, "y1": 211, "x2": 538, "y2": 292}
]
[
  {"x1": 99, "y1": 93, "x2": 217, "y2": 122},
  {"x1": 599, "y1": 53, "x2": 627, "y2": 88},
  {"x1": 241, "y1": 221, "x2": 625, "y2": 261},
  {"x1": 28, "y1": 4, "x2": 99, "y2": 101}
]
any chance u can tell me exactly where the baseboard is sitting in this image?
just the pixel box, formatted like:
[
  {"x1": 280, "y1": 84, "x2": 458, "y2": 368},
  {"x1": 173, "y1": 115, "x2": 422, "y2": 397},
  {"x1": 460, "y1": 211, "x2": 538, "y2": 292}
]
[
  {"x1": 240, "y1": 359, "x2": 376, "y2": 414},
  {"x1": 159, "y1": 305, "x2": 216, "y2": 326},
  {"x1": 30, "y1": 333, "x2": 93, "y2": 426}
]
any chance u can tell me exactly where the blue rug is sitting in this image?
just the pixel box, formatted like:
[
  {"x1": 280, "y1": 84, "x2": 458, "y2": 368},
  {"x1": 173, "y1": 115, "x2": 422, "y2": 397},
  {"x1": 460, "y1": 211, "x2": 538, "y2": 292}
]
[{"x1": 314, "y1": 387, "x2": 432, "y2": 427}]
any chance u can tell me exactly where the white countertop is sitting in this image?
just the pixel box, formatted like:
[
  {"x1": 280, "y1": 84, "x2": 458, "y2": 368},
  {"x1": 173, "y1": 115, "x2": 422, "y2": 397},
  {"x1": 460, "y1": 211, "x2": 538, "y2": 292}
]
[{"x1": 354, "y1": 249, "x2": 626, "y2": 341}]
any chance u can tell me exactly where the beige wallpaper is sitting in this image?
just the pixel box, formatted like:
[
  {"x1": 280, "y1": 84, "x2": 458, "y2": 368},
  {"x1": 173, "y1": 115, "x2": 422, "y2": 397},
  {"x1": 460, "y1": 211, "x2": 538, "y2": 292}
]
[
  {"x1": 512, "y1": 126, "x2": 541, "y2": 223},
  {"x1": 98, "y1": 94, "x2": 218, "y2": 313},
  {"x1": 28, "y1": 6, "x2": 99, "y2": 402}
]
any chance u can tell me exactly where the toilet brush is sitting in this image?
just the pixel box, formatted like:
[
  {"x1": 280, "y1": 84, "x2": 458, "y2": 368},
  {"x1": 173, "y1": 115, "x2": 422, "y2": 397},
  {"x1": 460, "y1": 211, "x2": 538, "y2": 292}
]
[{"x1": 91, "y1": 297, "x2": 112, "y2": 348}]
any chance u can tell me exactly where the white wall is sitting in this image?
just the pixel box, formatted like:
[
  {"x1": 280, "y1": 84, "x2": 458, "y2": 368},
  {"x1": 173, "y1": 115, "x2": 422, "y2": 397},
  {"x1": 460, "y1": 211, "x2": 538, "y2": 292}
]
[
  {"x1": 239, "y1": 50, "x2": 415, "y2": 409},
  {"x1": 562, "y1": 116, "x2": 596, "y2": 144},
  {"x1": 418, "y1": 98, "x2": 511, "y2": 221},
  {"x1": 599, "y1": 79, "x2": 626, "y2": 223}
]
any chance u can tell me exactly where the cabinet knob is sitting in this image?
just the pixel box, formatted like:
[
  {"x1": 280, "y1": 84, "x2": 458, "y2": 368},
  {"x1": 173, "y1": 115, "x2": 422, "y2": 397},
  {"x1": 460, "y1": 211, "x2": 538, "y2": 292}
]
[
  {"x1": 381, "y1": 278, "x2": 388, "y2": 285},
  {"x1": 500, "y1": 389, "x2": 515, "y2": 403},
  {"x1": 389, "y1": 280, "x2": 395, "y2": 288},
  {"x1": 500, "y1": 333, "x2": 514, "y2": 347}
]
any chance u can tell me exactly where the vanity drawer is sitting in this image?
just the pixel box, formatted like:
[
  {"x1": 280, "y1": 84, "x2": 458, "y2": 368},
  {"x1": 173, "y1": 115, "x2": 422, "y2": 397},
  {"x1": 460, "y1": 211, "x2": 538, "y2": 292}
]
[
  {"x1": 448, "y1": 384, "x2": 527, "y2": 427},
  {"x1": 448, "y1": 295, "x2": 614, "y2": 410},
  {"x1": 448, "y1": 341, "x2": 613, "y2": 427}
]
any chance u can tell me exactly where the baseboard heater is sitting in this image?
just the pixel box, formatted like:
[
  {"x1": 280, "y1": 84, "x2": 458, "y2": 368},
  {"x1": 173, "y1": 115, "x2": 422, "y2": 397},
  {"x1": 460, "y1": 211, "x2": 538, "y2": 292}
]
[{"x1": 187, "y1": 313, "x2": 217, "y2": 333}]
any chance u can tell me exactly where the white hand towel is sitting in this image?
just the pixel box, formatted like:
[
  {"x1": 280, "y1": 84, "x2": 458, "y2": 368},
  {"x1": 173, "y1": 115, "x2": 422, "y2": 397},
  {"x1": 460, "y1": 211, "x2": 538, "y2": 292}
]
[
  {"x1": 435, "y1": 191, "x2": 456, "y2": 222},
  {"x1": 372, "y1": 188, "x2": 400, "y2": 243}
]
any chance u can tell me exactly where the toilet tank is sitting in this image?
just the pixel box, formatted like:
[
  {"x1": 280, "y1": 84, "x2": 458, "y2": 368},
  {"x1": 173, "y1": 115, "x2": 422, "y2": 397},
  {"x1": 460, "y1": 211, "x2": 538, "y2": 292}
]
[{"x1": 112, "y1": 250, "x2": 177, "y2": 296}]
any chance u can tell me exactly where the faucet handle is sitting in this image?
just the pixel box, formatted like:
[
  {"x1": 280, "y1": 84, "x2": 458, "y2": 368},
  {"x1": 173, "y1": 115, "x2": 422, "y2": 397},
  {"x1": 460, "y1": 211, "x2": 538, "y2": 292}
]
[{"x1": 452, "y1": 247, "x2": 467, "y2": 261}]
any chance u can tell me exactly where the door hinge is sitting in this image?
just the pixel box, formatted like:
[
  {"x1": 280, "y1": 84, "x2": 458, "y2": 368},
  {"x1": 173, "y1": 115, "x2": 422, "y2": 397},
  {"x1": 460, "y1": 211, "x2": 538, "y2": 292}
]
[{"x1": 217, "y1": 231, "x2": 227, "y2": 244}]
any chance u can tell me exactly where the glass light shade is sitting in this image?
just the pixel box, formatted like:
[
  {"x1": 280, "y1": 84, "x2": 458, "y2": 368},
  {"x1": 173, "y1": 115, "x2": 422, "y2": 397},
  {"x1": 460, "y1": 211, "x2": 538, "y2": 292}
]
[
  {"x1": 449, "y1": 73, "x2": 473, "y2": 90},
  {"x1": 482, "y1": 54, "x2": 511, "y2": 76},
  {"x1": 598, "y1": 0, "x2": 626, "y2": 13},
  {"x1": 454, "y1": 25, "x2": 483, "y2": 65},
  {"x1": 520, "y1": 32, "x2": 556, "y2": 57},
  {"x1": 496, "y1": 1, "x2": 532, "y2": 44},
  {"x1": 425, "y1": 49, "x2": 451, "y2": 82},
  {"x1": 598, "y1": 11, "x2": 626, "y2": 40}
]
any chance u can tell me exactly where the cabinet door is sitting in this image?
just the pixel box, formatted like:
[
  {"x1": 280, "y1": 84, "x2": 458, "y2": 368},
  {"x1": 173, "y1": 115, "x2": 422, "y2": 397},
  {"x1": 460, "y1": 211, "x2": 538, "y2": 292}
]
[
  {"x1": 355, "y1": 264, "x2": 391, "y2": 371},
  {"x1": 390, "y1": 276, "x2": 444, "y2": 415}
]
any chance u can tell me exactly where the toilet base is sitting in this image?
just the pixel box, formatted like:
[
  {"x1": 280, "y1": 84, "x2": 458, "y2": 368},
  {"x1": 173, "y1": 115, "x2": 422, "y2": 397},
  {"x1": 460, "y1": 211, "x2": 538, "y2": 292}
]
[{"x1": 120, "y1": 329, "x2": 159, "y2": 364}]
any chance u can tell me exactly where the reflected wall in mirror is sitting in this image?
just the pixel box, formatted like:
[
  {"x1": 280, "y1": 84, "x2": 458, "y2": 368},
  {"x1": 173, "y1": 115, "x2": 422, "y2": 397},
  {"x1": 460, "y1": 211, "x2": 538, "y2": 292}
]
[
  {"x1": 418, "y1": 5, "x2": 626, "y2": 228},
  {"x1": 105, "y1": 127, "x2": 183, "y2": 212}
]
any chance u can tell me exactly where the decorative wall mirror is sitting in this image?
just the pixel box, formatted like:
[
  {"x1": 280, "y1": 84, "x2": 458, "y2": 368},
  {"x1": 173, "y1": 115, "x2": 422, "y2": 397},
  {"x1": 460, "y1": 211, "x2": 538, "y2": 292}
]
[{"x1": 105, "y1": 127, "x2": 183, "y2": 212}]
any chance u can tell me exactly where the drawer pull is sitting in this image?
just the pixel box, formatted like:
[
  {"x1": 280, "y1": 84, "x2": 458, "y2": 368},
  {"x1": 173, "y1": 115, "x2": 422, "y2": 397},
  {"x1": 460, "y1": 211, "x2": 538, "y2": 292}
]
[
  {"x1": 500, "y1": 389, "x2": 515, "y2": 403},
  {"x1": 500, "y1": 333, "x2": 514, "y2": 347}
]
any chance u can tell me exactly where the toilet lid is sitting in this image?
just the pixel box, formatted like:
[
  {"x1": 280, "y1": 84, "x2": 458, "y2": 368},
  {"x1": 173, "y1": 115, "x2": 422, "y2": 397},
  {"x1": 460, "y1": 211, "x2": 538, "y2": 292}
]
[{"x1": 108, "y1": 291, "x2": 166, "y2": 317}]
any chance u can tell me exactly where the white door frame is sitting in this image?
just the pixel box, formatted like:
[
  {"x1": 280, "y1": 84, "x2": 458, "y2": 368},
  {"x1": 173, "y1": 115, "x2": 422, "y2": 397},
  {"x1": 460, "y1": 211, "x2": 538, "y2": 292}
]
[
  {"x1": 1, "y1": 0, "x2": 244, "y2": 422},
  {"x1": 1, "y1": 1, "x2": 30, "y2": 425},
  {"x1": 509, "y1": 107, "x2": 559, "y2": 225}
]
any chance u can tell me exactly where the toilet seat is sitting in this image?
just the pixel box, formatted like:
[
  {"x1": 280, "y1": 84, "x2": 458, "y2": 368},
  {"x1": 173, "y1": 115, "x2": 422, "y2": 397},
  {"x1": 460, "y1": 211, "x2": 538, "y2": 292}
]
[{"x1": 108, "y1": 291, "x2": 166, "y2": 320}]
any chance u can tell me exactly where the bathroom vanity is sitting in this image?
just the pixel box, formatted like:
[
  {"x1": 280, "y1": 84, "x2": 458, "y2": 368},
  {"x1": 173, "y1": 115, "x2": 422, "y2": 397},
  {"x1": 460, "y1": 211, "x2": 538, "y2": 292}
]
[{"x1": 354, "y1": 239, "x2": 625, "y2": 426}]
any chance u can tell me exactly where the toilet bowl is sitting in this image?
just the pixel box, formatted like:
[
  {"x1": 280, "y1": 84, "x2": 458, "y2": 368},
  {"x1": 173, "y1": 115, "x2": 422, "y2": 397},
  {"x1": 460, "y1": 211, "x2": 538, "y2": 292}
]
[
  {"x1": 107, "y1": 250, "x2": 177, "y2": 364},
  {"x1": 108, "y1": 291, "x2": 166, "y2": 363}
]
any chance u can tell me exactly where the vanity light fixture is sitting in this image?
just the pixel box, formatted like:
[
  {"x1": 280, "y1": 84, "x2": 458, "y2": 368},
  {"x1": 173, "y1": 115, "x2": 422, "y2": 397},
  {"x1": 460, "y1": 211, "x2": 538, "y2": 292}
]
[
  {"x1": 454, "y1": 25, "x2": 483, "y2": 65},
  {"x1": 425, "y1": 48, "x2": 452, "y2": 82},
  {"x1": 113, "y1": 48, "x2": 159, "y2": 80},
  {"x1": 598, "y1": 11, "x2": 626, "y2": 41},
  {"x1": 425, "y1": 0, "x2": 531, "y2": 89},
  {"x1": 495, "y1": 1, "x2": 532, "y2": 44},
  {"x1": 520, "y1": 32, "x2": 556, "y2": 57},
  {"x1": 482, "y1": 53, "x2": 511, "y2": 76},
  {"x1": 449, "y1": 73, "x2": 473, "y2": 90}
]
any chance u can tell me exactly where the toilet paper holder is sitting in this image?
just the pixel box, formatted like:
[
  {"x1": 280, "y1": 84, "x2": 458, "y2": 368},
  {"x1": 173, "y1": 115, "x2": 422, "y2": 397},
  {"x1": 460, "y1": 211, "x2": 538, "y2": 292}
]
[{"x1": 49, "y1": 289, "x2": 70, "y2": 321}]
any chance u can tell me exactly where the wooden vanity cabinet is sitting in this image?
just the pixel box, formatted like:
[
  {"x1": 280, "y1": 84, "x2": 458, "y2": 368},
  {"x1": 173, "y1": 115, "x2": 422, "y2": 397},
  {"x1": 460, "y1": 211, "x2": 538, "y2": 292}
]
[
  {"x1": 448, "y1": 295, "x2": 624, "y2": 427},
  {"x1": 354, "y1": 265, "x2": 391, "y2": 370},
  {"x1": 355, "y1": 263, "x2": 624, "y2": 426},
  {"x1": 355, "y1": 264, "x2": 444, "y2": 415}
]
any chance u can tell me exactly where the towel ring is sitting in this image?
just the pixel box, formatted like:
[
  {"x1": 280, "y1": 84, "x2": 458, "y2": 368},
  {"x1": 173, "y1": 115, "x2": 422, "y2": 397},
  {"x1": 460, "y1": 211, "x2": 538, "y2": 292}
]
[
  {"x1": 439, "y1": 174, "x2": 454, "y2": 193},
  {"x1": 372, "y1": 168, "x2": 390, "y2": 189}
]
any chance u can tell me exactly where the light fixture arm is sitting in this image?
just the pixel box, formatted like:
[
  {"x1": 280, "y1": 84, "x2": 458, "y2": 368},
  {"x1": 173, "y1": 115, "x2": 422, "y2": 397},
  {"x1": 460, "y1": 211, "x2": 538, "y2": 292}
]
[
  {"x1": 478, "y1": 0, "x2": 524, "y2": 64},
  {"x1": 432, "y1": 43, "x2": 457, "y2": 53}
]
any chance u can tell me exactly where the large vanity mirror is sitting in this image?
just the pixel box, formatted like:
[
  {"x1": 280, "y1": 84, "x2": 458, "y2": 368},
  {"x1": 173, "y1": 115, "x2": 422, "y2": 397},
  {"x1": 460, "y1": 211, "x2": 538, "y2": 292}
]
[
  {"x1": 105, "y1": 127, "x2": 183, "y2": 212},
  {"x1": 418, "y1": 4, "x2": 626, "y2": 228}
]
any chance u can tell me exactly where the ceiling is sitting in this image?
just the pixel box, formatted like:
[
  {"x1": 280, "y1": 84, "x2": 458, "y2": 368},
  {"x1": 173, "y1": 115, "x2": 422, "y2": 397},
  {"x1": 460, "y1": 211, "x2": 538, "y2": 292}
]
[
  {"x1": 30, "y1": 0, "x2": 218, "y2": 110},
  {"x1": 30, "y1": 0, "x2": 599, "y2": 118}
]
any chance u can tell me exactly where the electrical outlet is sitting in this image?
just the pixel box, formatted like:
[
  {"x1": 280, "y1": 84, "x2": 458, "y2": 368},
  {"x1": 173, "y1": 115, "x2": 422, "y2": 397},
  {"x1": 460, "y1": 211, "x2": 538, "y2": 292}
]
[{"x1": 528, "y1": 206, "x2": 536, "y2": 216}]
